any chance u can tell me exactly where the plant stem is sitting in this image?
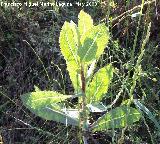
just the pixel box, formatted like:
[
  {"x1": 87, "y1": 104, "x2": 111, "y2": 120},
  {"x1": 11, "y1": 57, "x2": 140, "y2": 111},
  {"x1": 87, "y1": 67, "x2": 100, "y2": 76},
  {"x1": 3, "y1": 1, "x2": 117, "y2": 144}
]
[
  {"x1": 81, "y1": 65, "x2": 86, "y2": 93},
  {"x1": 80, "y1": 64, "x2": 88, "y2": 143}
]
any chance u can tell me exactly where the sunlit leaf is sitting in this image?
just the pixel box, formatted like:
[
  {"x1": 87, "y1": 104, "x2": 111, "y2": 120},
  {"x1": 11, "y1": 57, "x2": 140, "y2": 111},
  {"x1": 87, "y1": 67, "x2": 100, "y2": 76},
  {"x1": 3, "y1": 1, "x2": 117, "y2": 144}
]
[
  {"x1": 86, "y1": 64, "x2": 113, "y2": 103},
  {"x1": 59, "y1": 21, "x2": 81, "y2": 92},
  {"x1": 21, "y1": 91, "x2": 72, "y2": 109},
  {"x1": 78, "y1": 10, "x2": 93, "y2": 38},
  {"x1": 78, "y1": 11, "x2": 109, "y2": 63},
  {"x1": 21, "y1": 91, "x2": 79, "y2": 126},
  {"x1": 80, "y1": 23, "x2": 109, "y2": 61},
  {"x1": 91, "y1": 106, "x2": 141, "y2": 131}
]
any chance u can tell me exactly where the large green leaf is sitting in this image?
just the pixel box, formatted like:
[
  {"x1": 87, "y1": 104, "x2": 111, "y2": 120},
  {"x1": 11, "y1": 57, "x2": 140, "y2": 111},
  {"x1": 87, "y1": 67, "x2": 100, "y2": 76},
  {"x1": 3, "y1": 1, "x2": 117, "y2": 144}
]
[
  {"x1": 60, "y1": 21, "x2": 79, "y2": 63},
  {"x1": 78, "y1": 38, "x2": 98, "y2": 62},
  {"x1": 21, "y1": 91, "x2": 72, "y2": 109},
  {"x1": 21, "y1": 91, "x2": 79, "y2": 126},
  {"x1": 86, "y1": 64, "x2": 113, "y2": 103},
  {"x1": 78, "y1": 10, "x2": 93, "y2": 38},
  {"x1": 59, "y1": 21, "x2": 81, "y2": 92},
  {"x1": 80, "y1": 23, "x2": 109, "y2": 62},
  {"x1": 78, "y1": 11, "x2": 109, "y2": 63},
  {"x1": 91, "y1": 106, "x2": 141, "y2": 131}
]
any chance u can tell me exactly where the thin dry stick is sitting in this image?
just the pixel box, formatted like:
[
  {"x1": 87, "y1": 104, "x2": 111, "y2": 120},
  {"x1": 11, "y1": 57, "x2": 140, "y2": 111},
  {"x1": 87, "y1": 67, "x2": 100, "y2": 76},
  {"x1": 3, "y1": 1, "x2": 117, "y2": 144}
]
[{"x1": 101, "y1": 0, "x2": 155, "y2": 23}]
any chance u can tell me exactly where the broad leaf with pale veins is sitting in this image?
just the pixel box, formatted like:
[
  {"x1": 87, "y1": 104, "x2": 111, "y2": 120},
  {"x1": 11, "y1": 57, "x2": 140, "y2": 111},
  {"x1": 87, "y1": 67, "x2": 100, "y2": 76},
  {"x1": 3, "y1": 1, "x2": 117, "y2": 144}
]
[
  {"x1": 91, "y1": 106, "x2": 141, "y2": 131},
  {"x1": 79, "y1": 24, "x2": 109, "y2": 63},
  {"x1": 21, "y1": 91, "x2": 79, "y2": 126},
  {"x1": 59, "y1": 21, "x2": 81, "y2": 92}
]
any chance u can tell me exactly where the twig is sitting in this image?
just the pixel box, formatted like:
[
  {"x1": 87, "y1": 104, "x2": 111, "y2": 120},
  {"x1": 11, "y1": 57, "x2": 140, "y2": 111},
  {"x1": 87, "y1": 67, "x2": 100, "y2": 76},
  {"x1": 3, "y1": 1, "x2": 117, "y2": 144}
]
[{"x1": 101, "y1": 0, "x2": 155, "y2": 23}]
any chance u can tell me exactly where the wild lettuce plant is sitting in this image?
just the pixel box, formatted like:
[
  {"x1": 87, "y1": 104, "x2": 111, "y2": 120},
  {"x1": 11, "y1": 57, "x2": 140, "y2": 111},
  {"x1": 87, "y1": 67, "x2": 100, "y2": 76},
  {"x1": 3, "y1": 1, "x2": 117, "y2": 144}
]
[{"x1": 21, "y1": 10, "x2": 141, "y2": 143}]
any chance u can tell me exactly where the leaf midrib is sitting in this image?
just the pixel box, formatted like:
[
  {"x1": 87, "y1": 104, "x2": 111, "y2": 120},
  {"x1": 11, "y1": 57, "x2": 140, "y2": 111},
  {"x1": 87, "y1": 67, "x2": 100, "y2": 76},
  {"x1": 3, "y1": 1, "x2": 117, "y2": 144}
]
[{"x1": 82, "y1": 28, "x2": 101, "y2": 61}]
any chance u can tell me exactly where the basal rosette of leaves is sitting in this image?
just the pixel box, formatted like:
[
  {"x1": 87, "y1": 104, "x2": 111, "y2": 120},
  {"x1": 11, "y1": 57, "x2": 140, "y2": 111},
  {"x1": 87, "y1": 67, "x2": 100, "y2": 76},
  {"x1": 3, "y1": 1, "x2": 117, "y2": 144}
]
[{"x1": 21, "y1": 10, "x2": 141, "y2": 135}]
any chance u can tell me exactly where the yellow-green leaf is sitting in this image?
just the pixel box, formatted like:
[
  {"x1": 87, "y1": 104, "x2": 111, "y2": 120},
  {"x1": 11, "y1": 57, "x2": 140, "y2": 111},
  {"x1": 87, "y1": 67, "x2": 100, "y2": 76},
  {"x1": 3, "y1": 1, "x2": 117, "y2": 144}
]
[
  {"x1": 21, "y1": 91, "x2": 72, "y2": 109},
  {"x1": 78, "y1": 11, "x2": 109, "y2": 63},
  {"x1": 21, "y1": 91, "x2": 79, "y2": 126},
  {"x1": 78, "y1": 10, "x2": 93, "y2": 38},
  {"x1": 86, "y1": 64, "x2": 113, "y2": 103},
  {"x1": 80, "y1": 23, "x2": 109, "y2": 61},
  {"x1": 59, "y1": 21, "x2": 81, "y2": 92}
]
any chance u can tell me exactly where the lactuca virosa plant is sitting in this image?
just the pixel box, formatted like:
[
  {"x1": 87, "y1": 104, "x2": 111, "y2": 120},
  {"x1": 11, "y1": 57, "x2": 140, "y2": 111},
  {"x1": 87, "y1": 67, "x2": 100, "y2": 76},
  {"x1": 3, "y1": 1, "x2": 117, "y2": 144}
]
[{"x1": 21, "y1": 10, "x2": 141, "y2": 142}]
